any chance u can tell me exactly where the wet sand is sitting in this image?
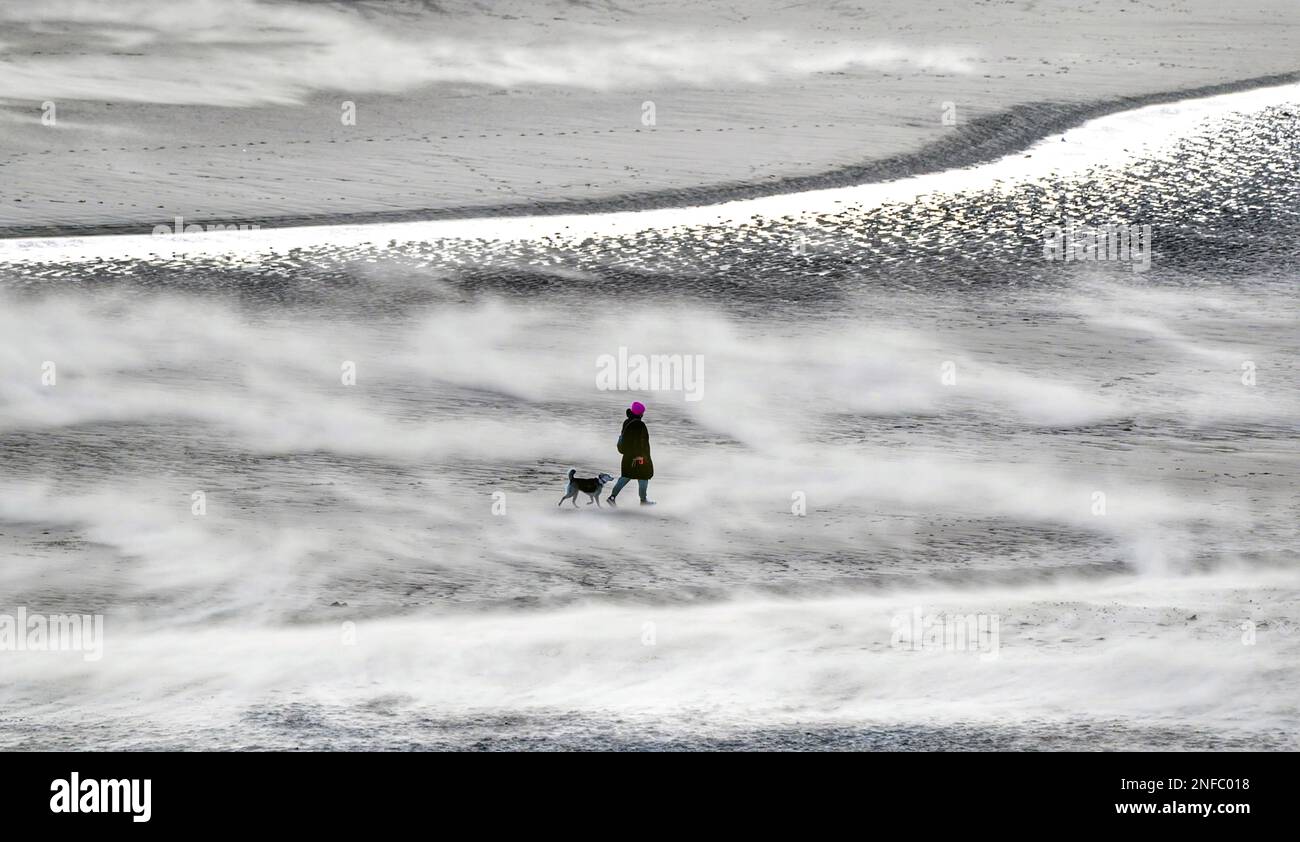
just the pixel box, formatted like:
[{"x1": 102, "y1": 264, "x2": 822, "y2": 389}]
[
  {"x1": 2, "y1": 0, "x2": 1298, "y2": 753},
  {"x1": 1, "y1": 0, "x2": 1298, "y2": 237}
]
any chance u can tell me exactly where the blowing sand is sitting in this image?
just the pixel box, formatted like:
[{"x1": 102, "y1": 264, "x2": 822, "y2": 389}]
[{"x1": 1, "y1": 0, "x2": 1298, "y2": 237}]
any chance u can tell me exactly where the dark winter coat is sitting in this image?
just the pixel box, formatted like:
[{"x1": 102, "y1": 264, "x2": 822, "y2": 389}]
[{"x1": 617, "y1": 410, "x2": 654, "y2": 480}]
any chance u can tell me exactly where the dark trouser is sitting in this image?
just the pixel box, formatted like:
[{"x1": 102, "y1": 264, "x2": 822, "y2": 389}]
[{"x1": 610, "y1": 477, "x2": 648, "y2": 501}]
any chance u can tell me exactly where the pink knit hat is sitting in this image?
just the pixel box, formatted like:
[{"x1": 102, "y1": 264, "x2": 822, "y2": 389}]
[{"x1": 630, "y1": 401, "x2": 645, "y2": 415}]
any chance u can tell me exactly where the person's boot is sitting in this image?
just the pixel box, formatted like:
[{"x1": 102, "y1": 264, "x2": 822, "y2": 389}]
[
  {"x1": 606, "y1": 495, "x2": 618, "y2": 506},
  {"x1": 639, "y1": 499, "x2": 656, "y2": 506}
]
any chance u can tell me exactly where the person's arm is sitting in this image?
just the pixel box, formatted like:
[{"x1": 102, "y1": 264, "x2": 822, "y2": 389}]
[{"x1": 632, "y1": 423, "x2": 649, "y2": 463}]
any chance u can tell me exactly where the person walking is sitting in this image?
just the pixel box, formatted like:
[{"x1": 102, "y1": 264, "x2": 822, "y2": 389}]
[{"x1": 608, "y1": 401, "x2": 654, "y2": 505}]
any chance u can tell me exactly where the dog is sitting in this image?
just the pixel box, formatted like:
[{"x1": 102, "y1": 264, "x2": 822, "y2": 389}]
[{"x1": 558, "y1": 468, "x2": 614, "y2": 508}]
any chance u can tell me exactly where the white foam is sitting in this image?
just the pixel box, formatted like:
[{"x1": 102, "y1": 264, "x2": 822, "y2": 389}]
[{"x1": 1, "y1": 81, "x2": 1296, "y2": 264}]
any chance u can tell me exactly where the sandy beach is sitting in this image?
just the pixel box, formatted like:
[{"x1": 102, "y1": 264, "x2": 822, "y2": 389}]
[
  {"x1": 1, "y1": 0, "x2": 1298, "y2": 763},
  {"x1": 2, "y1": 0, "x2": 1298, "y2": 236}
]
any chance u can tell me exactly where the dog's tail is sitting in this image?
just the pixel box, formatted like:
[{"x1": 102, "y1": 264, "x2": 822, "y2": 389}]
[{"x1": 568, "y1": 468, "x2": 576, "y2": 480}]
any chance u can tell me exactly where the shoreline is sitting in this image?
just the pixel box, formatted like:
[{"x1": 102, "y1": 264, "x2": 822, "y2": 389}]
[{"x1": 3, "y1": 71, "x2": 1297, "y2": 243}]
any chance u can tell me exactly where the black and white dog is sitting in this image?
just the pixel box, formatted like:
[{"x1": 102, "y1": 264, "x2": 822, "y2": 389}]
[{"x1": 558, "y1": 468, "x2": 614, "y2": 507}]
